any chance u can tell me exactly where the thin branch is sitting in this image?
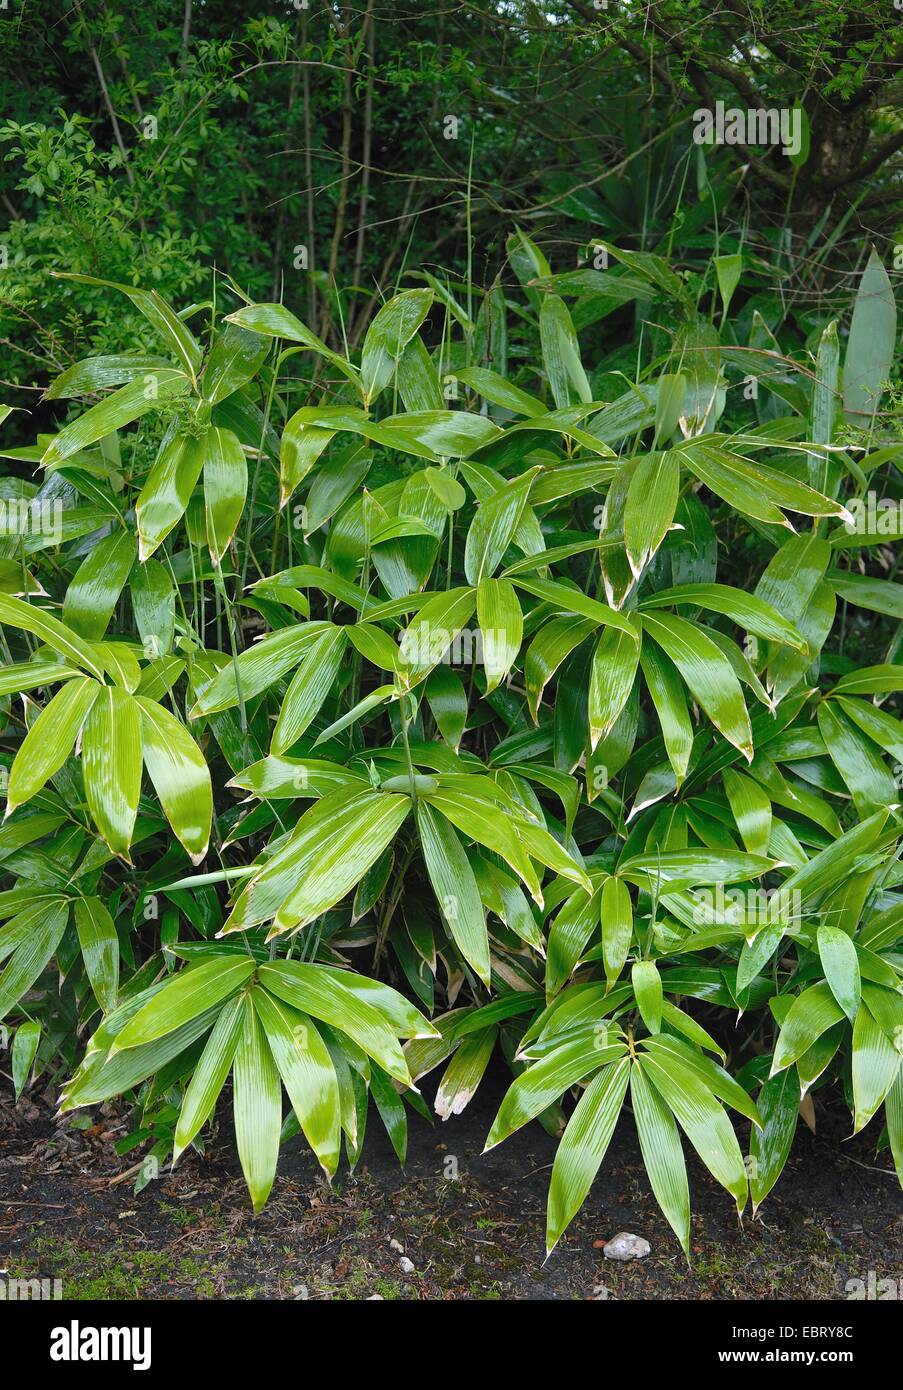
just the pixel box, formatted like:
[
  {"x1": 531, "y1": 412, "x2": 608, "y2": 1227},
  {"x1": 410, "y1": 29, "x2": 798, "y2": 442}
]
[
  {"x1": 72, "y1": 0, "x2": 136, "y2": 189},
  {"x1": 350, "y1": 0, "x2": 376, "y2": 314},
  {"x1": 823, "y1": 126, "x2": 903, "y2": 190}
]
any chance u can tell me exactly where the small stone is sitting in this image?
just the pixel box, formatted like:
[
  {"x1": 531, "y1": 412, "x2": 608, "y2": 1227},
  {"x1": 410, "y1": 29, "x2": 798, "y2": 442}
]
[
  {"x1": 367, "y1": 1294, "x2": 384, "y2": 1300},
  {"x1": 399, "y1": 1256, "x2": 416, "y2": 1275},
  {"x1": 293, "y1": 1284, "x2": 309, "y2": 1299},
  {"x1": 389, "y1": 1238, "x2": 404, "y2": 1253},
  {"x1": 592, "y1": 1284, "x2": 610, "y2": 1300},
  {"x1": 603, "y1": 1232, "x2": 650, "y2": 1261}
]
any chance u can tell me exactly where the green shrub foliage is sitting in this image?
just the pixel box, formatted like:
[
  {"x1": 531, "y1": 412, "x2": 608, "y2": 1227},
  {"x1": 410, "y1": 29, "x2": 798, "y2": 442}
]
[{"x1": 1, "y1": 234, "x2": 902, "y2": 1254}]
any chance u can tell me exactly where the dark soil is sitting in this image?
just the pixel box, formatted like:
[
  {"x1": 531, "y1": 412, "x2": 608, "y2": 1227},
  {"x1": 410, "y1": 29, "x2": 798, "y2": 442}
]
[{"x1": 1, "y1": 1063, "x2": 901, "y2": 1301}]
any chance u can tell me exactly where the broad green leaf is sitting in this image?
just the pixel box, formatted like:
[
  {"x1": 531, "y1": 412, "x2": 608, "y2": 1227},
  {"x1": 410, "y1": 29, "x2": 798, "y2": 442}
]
[
  {"x1": 233, "y1": 997, "x2": 282, "y2": 1212},
  {"x1": 0, "y1": 593, "x2": 106, "y2": 679},
  {"x1": 842, "y1": 248, "x2": 896, "y2": 426},
  {"x1": 589, "y1": 625, "x2": 640, "y2": 750},
  {"x1": 0, "y1": 660, "x2": 82, "y2": 698},
  {"x1": 835, "y1": 694, "x2": 903, "y2": 763},
  {"x1": 644, "y1": 1034, "x2": 761, "y2": 1125},
  {"x1": 485, "y1": 1035, "x2": 627, "y2": 1149},
  {"x1": 190, "y1": 621, "x2": 335, "y2": 716},
  {"x1": 464, "y1": 467, "x2": 540, "y2": 585},
  {"x1": 425, "y1": 665, "x2": 467, "y2": 750},
  {"x1": 136, "y1": 429, "x2": 206, "y2": 562},
  {"x1": 547, "y1": 886, "x2": 601, "y2": 997},
  {"x1": 12, "y1": 1020, "x2": 41, "y2": 1099},
  {"x1": 82, "y1": 686, "x2": 143, "y2": 858},
  {"x1": 271, "y1": 792, "x2": 410, "y2": 933},
  {"x1": 279, "y1": 414, "x2": 334, "y2": 506},
  {"x1": 257, "y1": 960, "x2": 412, "y2": 1086},
  {"x1": 632, "y1": 960, "x2": 663, "y2": 1034},
  {"x1": 51, "y1": 273, "x2": 202, "y2": 379},
  {"x1": 772, "y1": 982, "x2": 846, "y2": 1074},
  {"x1": 44, "y1": 354, "x2": 174, "y2": 400},
  {"x1": 113, "y1": 957, "x2": 257, "y2": 1052},
  {"x1": 225, "y1": 304, "x2": 358, "y2": 385},
  {"x1": 42, "y1": 370, "x2": 191, "y2": 468},
  {"x1": 7, "y1": 676, "x2": 99, "y2": 810},
  {"x1": 271, "y1": 626, "x2": 346, "y2": 754},
  {"x1": 203, "y1": 426, "x2": 247, "y2": 563},
  {"x1": 61, "y1": 994, "x2": 223, "y2": 1109},
  {"x1": 631, "y1": 1059, "x2": 690, "y2": 1254},
  {"x1": 833, "y1": 665, "x2": 903, "y2": 696},
  {"x1": 642, "y1": 1049, "x2": 748, "y2": 1213},
  {"x1": 476, "y1": 577, "x2": 522, "y2": 693},
  {"x1": 131, "y1": 559, "x2": 175, "y2": 658},
  {"x1": 828, "y1": 571, "x2": 903, "y2": 621},
  {"x1": 417, "y1": 800, "x2": 490, "y2": 986},
  {"x1": 135, "y1": 696, "x2": 212, "y2": 863},
  {"x1": 515, "y1": 576, "x2": 640, "y2": 641},
  {"x1": 345, "y1": 621, "x2": 401, "y2": 673},
  {"x1": 455, "y1": 367, "x2": 544, "y2": 417},
  {"x1": 525, "y1": 614, "x2": 596, "y2": 720},
  {"x1": 203, "y1": 322, "x2": 269, "y2": 405},
  {"x1": 714, "y1": 254, "x2": 742, "y2": 319},
  {"x1": 639, "y1": 641, "x2": 692, "y2": 784},
  {"x1": 435, "y1": 1026, "x2": 497, "y2": 1121},
  {"x1": 361, "y1": 289, "x2": 433, "y2": 403},
  {"x1": 312, "y1": 965, "x2": 438, "y2": 1040},
  {"x1": 0, "y1": 902, "x2": 68, "y2": 1022},
  {"x1": 396, "y1": 336, "x2": 443, "y2": 413},
  {"x1": 63, "y1": 529, "x2": 136, "y2": 640},
  {"x1": 780, "y1": 810, "x2": 891, "y2": 905},
  {"x1": 0, "y1": 899, "x2": 66, "y2": 961},
  {"x1": 546, "y1": 1058, "x2": 630, "y2": 1253},
  {"x1": 173, "y1": 993, "x2": 246, "y2": 1162},
  {"x1": 641, "y1": 611, "x2": 753, "y2": 760},
  {"x1": 223, "y1": 790, "x2": 382, "y2": 931},
  {"x1": 622, "y1": 848, "x2": 772, "y2": 891},
  {"x1": 398, "y1": 587, "x2": 476, "y2": 684},
  {"x1": 311, "y1": 684, "x2": 396, "y2": 748},
  {"x1": 817, "y1": 700, "x2": 897, "y2": 817},
  {"x1": 723, "y1": 768, "x2": 771, "y2": 857},
  {"x1": 641, "y1": 584, "x2": 805, "y2": 651},
  {"x1": 676, "y1": 441, "x2": 849, "y2": 526},
  {"x1": 540, "y1": 295, "x2": 591, "y2": 408},
  {"x1": 601, "y1": 875, "x2": 633, "y2": 987},
  {"x1": 817, "y1": 922, "x2": 861, "y2": 1024},
  {"x1": 363, "y1": 409, "x2": 501, "y2": 461},
  {"x1": 370, "y1": 1063, "x2": 409, "y2": 1163},
  {"x1": 852, "y1": 1003, "x2": 901, "y2": 1134},
  {"x1": 749, "y1": 1067, "x2": 800, "y2": 1212},
  {"x1": 253, "y1": 988, "x2": 341, "y2": 1178},
  {"x1": 625, "y1": 452, "x2": 679, "y2": 577},
  {"x1": 73, "y1": 896, "x2": 119, "y2": 1013}
]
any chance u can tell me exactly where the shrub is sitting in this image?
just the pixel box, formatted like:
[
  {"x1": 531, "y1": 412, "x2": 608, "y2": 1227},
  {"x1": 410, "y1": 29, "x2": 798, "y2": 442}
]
[{"x1": 1, "y1": 234, "x2": 901, "y2": 1254}]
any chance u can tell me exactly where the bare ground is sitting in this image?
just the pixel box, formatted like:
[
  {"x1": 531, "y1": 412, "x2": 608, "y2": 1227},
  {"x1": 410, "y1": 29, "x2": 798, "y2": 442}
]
[{"x1": 1, "y1": 1063, "x2": 901, "y2": 1300}]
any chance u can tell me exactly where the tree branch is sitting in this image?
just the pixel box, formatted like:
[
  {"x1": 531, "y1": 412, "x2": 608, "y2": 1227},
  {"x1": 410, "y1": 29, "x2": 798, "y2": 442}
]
[{"x1": 823, "y1": 125, "x2": 903, "y2": 190}]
